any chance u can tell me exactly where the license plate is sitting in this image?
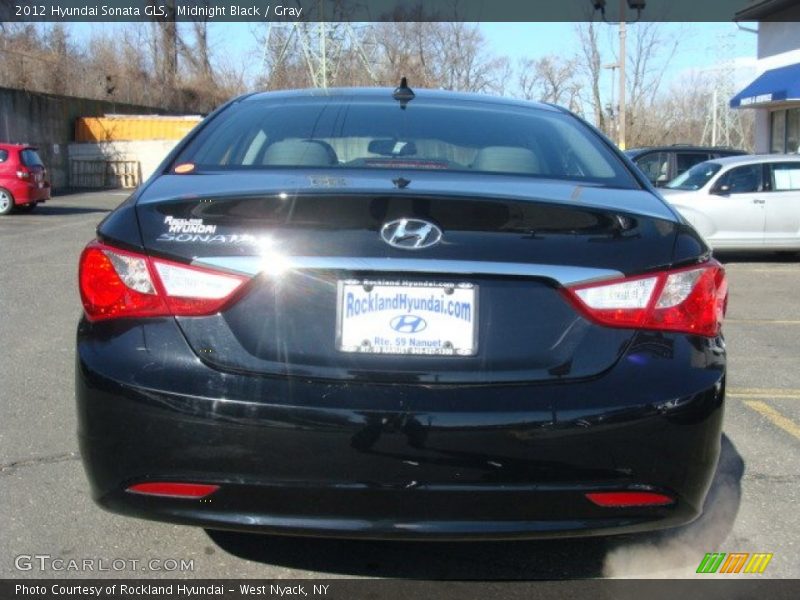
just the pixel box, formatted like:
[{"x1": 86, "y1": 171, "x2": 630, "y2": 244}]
[{"x1": 337, "y1": 279, "x2": 478, "y2": 356}]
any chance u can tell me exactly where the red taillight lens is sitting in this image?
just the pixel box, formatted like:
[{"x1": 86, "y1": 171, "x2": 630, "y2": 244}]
[
  {"x1": 16, "y1": 168, "x2": 30, "y2": 180},
  {"x1": 565, "y1": 260, "x2": 727, "y2": 337},
  {"x1": 79, "y1": 244, "x2": 167, "y2": 321},
  {"x1": 78, "y1": 240, "x2": 249, "y2": 322},
  {"x1": 126, "y1": 482, "x2": 219, "y2": 498},
  {"x1": 586, "y1": 491, "x2": 675, "y2": 507}
]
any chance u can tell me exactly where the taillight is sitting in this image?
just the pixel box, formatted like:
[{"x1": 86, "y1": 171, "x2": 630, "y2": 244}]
[
  {"x1": 78, "y1": 240, "x2": 249, "y2": 322},
  {"x1": 565, "y1": 261, "x2": 727, "y2": 337},
  {"x1": 16, "y1": 168, "x2": 30, "y2": 180}
]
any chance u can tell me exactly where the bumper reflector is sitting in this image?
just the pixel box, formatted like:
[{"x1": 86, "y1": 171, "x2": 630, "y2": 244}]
[
  {"x1": 586, "y1": 491, "x2": 675, "y2": 507},
  {"x1": 126, "y1": 482, "x2": 219, "y2": 499}
]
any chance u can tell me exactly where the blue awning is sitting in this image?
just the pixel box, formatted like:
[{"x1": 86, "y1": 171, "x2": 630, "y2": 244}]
[{"x1": 730, "y1": 63, "x2": 800, "y2": 108}]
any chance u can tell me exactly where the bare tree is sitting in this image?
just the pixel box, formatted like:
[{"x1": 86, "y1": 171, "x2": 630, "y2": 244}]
[
  {"x1": 518, "y1": 55, "x2": 583, "y2": 113},
  {"x1": 372, "y1": 22, "x2": 509, "y2": 93},
  {"x1": 426, "y1": 22, "x2": 510, "y2": 93},
  {"x1": 257, "y1": 21, "x2": 380, "y2": 90},
  {"x1": 652, "y1": 71, "x2": 753, "y2": 150},
  {"x1": 85, "y1": 26, "x2": 163, "y2": 107},
  {"x1": 575, "y1": 22, "x2": 607, "y2": 133},
  {"x1": 177, "y1": 20, "x2": 244, "y2": 112},
  {"x1": 151, "y1": 1, "x2": 179, "y2": 105},
  {"x1": 372, "y1": 22, "x2": 440, "y2": 88},
  {"x1": 256, "y1": 21, "x2": 509, "y2": 94},
  {"x1": 619, "y1": 22, "x2": 679, "y2": 146},
  {"x1": 0, "y1": 23, "x2": 51, "y2": 92},
  {"x1": 182, "y1": 22, "x2": 215, "y2": 84},
  {"x1": 573, "y1": 21, "x2": 682, "y2": 145}
]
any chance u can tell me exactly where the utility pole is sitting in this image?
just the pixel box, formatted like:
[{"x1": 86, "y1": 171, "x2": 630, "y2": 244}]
[
  {"x1": 604, "y1": 63, "x2": 618, "y2": 138},
  {"x1": 592, "y1": 1, "x2": 645, "y2": 149},
  {"x1": 618, "y1": 0, "x2": 627, "y2": 150}
]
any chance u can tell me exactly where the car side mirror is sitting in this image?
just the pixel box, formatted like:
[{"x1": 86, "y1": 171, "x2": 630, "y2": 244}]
[{"x1": 712, "y1": 184, "x2": 731, "y2": 195}]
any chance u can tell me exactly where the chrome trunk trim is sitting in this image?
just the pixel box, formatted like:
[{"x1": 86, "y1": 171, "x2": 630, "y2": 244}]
[{"x1": 192, "y1": 256, "x2": 622, "y2": 286}]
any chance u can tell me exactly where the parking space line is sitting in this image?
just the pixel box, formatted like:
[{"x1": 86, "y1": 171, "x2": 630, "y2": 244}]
[
  {"x1": 724, "y1": 267, "x2": 800, "y2": 272},
  {"x1": 743, "y1": 400, "x2": 800, "y2": 441},
  {"x1": 731, "y1": 394, "x2": 800, "y2": 400},
  {"x1": 729, "y1": 387, "x2": 800, "y2": 395},
  {"x1": 726, "y1": 319, "x2": 800, "y2": 325},
  {"x1": 0, "y1": 217, "x2": 102, "y2": 240},
  {"x1": 728, "y1": 387, "x2": 800, "y2": 400}
]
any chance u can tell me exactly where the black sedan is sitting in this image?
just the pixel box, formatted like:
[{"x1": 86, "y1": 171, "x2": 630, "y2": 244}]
[{"x1": 76, "y1": 85, "x2": 728, "y2": 540}]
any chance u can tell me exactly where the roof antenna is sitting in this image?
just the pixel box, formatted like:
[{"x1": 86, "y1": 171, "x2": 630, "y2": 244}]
[{"x1": 392, "y1": 77, "x2": 415, "y2": 108}]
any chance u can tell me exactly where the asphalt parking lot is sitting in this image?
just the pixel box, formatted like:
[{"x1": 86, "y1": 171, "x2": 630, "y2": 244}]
[{"x1": 1, "y1": 191, "x2": 798, "y2": 579}]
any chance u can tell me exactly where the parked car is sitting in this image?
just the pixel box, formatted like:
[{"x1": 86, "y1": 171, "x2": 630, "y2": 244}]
[
  {"x1": 0, "y1": 143, "x2": 50, "y2": 215},
  {"x1": 661, "y1": 154, "x2": 800, "y2": 251},
  {"x1": 76, "y1": 86, "x2": 728, "y2": 540},
  {"x1": 625, "y1": 145, "x2": 747, "y2": 187}
]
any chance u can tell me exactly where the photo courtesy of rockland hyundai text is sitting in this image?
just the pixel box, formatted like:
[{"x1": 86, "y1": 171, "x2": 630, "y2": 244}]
[{"x1": 2, "y1": 0, "x2": 800, "y2": 591}]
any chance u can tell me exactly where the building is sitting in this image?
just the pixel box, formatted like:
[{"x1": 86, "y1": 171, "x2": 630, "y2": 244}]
[{"x1": 730, "y1": 0, "x2": 800, "y2": 153}]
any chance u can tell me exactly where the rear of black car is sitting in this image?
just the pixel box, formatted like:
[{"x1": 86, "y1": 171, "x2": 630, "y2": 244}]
[{"x1": 76, "y1": 89, "x2": 727, "y2": 539}]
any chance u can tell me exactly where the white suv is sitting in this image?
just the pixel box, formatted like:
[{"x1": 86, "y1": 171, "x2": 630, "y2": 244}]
[{"x1": 661, "y1": 154, "x2": 800, "y2": 251}]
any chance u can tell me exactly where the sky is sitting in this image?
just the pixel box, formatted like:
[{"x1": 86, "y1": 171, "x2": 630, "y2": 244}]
[
  {"x1": 481, "y1": 21, "x2": 758, "y2": 101},
  {"x1": 74, "y1": 21, "x2": 759, "y2": 98},
  {"x1": 482, "y1": 22, "x2": 757, "y2": 83}
]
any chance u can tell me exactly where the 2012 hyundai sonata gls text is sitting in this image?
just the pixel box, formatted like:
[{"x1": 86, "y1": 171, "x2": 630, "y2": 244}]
[{"x1": 76, "y1": 86, "x2": 728, "y2": 540}]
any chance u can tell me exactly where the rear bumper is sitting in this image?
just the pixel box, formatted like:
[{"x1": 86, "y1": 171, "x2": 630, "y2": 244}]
[
  {"x1": 76, "y1": 318, "x2": 725, "y2": 540},
  {"x1": 7, "y1": 180, "x2": 48, "y2": 204}
]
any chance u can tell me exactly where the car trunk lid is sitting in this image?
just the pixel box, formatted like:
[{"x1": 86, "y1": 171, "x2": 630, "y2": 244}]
[{"x1": 127, "y1": 172, "x2": 684, "y2": 384}]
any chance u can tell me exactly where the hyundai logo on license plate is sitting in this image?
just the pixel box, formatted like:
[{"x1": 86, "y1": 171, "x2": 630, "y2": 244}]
[{"x1": 390, "y1": 314, "x2": 427, "y2": 333}]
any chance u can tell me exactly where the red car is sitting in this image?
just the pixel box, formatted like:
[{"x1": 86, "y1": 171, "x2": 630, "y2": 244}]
[{"x1": 0, "y1": 143, "x2": 51, "y2": 215}]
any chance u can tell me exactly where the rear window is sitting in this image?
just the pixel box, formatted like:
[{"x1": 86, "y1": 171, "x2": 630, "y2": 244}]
[
  {"x1": 665, "y1": 162, "x2": 722, "y2": 191},
  {"x1": 21, "y1": 149, "x2": 44, "y2": 167},
  {"x1": 675, "y1": 152, "x2": 711, "y2": 176},
  {"x1": 770, "y1": 162, "x2": 800, "y2": 191},
  {"x1": 634, "y1": 152, "x2": 669, "y2": 184},
  {"x1": 174, "y1": 98, "x2": 638, "y2": 188}
]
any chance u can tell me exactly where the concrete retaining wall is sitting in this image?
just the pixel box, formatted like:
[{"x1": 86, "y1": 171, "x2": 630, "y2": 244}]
[{"x1": 0, "y1": 87, "x2": 168, "y2": 190}]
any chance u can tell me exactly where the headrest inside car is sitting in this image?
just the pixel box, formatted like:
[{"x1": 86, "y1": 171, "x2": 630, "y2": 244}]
[
  {"x1": 472, "y1": 146, "x2": 541, "y2": 174},
  {"x1": 262, "y1": 140, "x2": 338, "y2": 166}
]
